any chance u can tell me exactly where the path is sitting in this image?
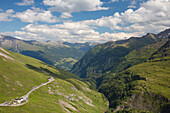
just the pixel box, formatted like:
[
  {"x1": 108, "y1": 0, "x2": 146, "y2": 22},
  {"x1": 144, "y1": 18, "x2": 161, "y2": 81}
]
[{"x1": 0, "y1": 77, "x2": 54, "y2": 106}]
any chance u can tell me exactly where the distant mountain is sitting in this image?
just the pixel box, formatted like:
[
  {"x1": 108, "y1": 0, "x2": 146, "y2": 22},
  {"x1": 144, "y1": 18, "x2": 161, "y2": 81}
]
[
  {"x1": 0, "y1": 47, "x2": 108, "y2": 112},
  {"x1": 0, "y1": 35, "x2": 97, "y2": 70}
]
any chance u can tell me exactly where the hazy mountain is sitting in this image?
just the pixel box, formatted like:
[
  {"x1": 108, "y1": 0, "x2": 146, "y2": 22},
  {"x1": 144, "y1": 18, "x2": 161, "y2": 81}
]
[{"x1": 0, "y1": 35, "x2": 97, "y2": 70}]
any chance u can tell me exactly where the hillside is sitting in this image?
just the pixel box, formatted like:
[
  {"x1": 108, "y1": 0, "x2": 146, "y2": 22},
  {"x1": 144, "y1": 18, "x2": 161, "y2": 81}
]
[
  {"x1": 70, "y1": 29, "x2": 170, "y2": 112},
  {"x1": 0, "y1": 35, "x2": 97, "y2": 70},
  {"x1": 99, "y1": 40, "x2": 170, "y2": 112},
  {"x1": 0, "y1": 47, "x2": 108, "y2": 112},
  {"x1": 71, "y1": 29, "x2": 170, "y2": 89}
]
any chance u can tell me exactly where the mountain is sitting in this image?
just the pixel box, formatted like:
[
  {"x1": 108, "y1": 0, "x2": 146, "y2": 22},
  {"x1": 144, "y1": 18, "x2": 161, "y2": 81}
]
[
  {"x1": 0, "y1": 47, "x2": 108, "y2": 112},
  {"x1": 0, "y1": 35, "x2": 97, "y2": 70},
  {"x1": 99, "y1": 40, "x2": 170, "y2": 112},
  {"x1": 71, "y1": 29, "x2": 170, "y2": 112},
  {"x1": 71, "y1": 29, "x2": 170, "y2": 88}
]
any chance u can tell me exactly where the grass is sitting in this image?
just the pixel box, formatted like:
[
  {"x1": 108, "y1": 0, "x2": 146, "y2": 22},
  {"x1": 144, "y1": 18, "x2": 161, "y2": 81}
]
[
  {"x1": 129, "y1": 58, "x2": 170, "y2": 99},
  {"x1": 55, "y1": 57, "x2": 78, "y2": 71},
  {"x1": 0, "y1": 48, "x2": 108, "y2": 113}
]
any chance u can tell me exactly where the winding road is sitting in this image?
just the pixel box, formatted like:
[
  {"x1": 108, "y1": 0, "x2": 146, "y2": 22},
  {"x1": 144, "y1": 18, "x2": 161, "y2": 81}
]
[{"x1": 0, "y1": 77, "x2": 54, "y2": 106}]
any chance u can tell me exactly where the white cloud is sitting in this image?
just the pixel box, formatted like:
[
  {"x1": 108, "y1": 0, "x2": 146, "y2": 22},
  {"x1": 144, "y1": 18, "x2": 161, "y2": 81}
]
[
  {"x1": 43, "y1": 0, "x2": 108, "y2": 13},
  {"x1": 83, "y1": 0, "x2": 170, "y2": 33},
  {"x1": 100, "y1": 32, "x2": 143, "y2": 42},
  {"x1": 14, "y1": 7, "x2": 58, "y2": 23},
  {"x1": 111, "y1": 0, "x2": 119, "y2": 2},
  {"x1": 0, "y1": 9, "x2": 14, "y2": 22},
  {"x1": 15, "y1": 0, "x2": 34, "y2": 6},
  {"x1": 3, "y1": 22, "x2": 141, "y2": 43},
  {"x1": 3, "y1": 31, "x2": 45, "y2": 40},
  {"x1": 20, "y1": 23, "x2": 100, "y2": 42},
  {"x1": 2, "y1": 0, "x2": 170, "y2": 43},
  {"x1": 61, "y1": 12, "x2": 72, "y2": 19}
]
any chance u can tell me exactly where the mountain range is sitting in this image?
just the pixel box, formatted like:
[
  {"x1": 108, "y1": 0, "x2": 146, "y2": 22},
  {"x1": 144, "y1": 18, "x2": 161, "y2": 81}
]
[
  {"x1": 71, "y1": 29, "x2": 170, "y2": 85},
  {"x1": 0, "y1": 28, "x2": 170, "y2": 112},
  {"x1": 0, "y1": 35, "x2": 97, "y2": 70},
  {"x1": 71, "y1": 28, "x2": 170, "y2": 112}
]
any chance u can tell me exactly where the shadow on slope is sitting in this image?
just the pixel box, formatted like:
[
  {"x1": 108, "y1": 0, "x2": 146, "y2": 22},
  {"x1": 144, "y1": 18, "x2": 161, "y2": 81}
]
[{"x1": 26, "y1": 64, "x2": 79, "y2": 80}]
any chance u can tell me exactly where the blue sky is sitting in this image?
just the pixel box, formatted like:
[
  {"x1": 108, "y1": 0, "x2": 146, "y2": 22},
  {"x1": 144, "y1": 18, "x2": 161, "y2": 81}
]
[{"x1": 0, "y1": 0, "x2": 169, "y2": 43}]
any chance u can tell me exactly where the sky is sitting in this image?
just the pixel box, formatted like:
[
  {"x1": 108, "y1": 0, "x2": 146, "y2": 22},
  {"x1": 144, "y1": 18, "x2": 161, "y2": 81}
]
[{"x1": 0, "y1": 0, "x2": 170, "y2": 43}]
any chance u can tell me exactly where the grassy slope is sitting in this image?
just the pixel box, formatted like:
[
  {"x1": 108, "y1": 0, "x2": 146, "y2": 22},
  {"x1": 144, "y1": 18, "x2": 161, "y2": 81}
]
[
  {"x1": 114, "y1": 38, "x2": 168, "y2": 73},
  {"x1": 130, "y1": 40, "x2": 170, "y2": 100},
  {"x1": 71, "y1": 33, "x2": 158, "y2": 79},
  {"x1": 118, "y1": 55, "x2": 170, "y2": 112},
  {"x1": 0, "y1": 48, "x2": 108, "y2": 113},
  {"x1": 99, "y1": 40, "x2": 170, "y2": 112},
  {"x1": 72, "y1": 37, "x2": 167, "y2": 90},
  {"x1": 55, "y1": 57, "x2": 78, "y2": 70}
]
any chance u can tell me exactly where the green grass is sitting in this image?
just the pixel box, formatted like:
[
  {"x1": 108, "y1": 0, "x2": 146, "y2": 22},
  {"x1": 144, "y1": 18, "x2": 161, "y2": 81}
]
[
  {"x1": 0, "y1": 48, "x2": 108, "y2": 113},
  {"x1": 129, "y1": 59, "x2": 170, "y2": 99},
  {"x1": 99, "y1": 40, "x2": 170, "y2": 112},
  {"x1": 55, "y1": 57, "x2": 78, "y2": 71}
]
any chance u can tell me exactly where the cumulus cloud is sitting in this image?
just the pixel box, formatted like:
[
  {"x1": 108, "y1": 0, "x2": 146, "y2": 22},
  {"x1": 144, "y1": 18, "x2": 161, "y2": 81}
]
[
  {"x1": 15, "y1": 0, "x2": 34, "y2": 6},
  {"x1": 83, "y1": 0, "x2": 170, "y2": 33},
  {"x1": 43, "y1": 0, "x2": 108, "y2": 13},
  {"x1": 3, "y1": 31, "x2": 45, "y2": 40},
  {"x1": 14, "y1": 7, "x2": 58, "y2": 23},
  {"x1": 2, "y1": 0, "x2": 170, "y2": 43},
  {"x1": 0, "y1": 9, "x2": 14, "y2": 22},
  {"x1": 100, "y1": 32, "x2": 143, "y2": 42},
  {"x1": 3, "y1": 22, "x2": 140, "y2": 43},
  {"x1": 20, "y1": 23, "x2": 100, "y2": 42}
]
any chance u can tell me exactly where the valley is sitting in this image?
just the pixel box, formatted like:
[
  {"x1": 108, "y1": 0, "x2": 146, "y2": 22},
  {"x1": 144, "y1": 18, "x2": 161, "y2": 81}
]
[
  {"x1": 0, "y1": 0, "x2": 170, "y2": 112},
  {"x1": 0, "y1": 35, "x2": 97, "y2": 70},
  {"x1": 0, "y1": 29, "x2": 170, "y2": 113}
]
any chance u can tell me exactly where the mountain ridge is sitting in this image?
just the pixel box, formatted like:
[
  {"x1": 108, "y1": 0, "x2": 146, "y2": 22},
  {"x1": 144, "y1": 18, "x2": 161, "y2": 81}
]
[
  {"x1": 70, "y1": 28, "x2": 170, "y2": 112},
  {"x1": 0, "y1": 34, "x2": 98, "y2": 70},
  {"x1": 71, "y1": 28, "x2": 170, "y2": 79}
]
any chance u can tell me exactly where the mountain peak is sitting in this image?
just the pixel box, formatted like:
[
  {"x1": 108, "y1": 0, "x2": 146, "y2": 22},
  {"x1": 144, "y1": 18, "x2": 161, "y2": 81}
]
[{"x1": 156, "y1": 28, "x2": 170, "y2": 40}]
